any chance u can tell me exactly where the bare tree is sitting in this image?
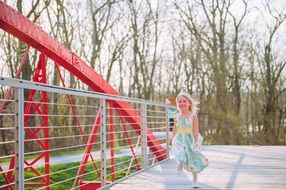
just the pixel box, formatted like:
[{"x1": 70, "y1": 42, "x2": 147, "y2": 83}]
[
  {"x1": 173, "y1": 0, "x2": 250, "y2": 144},
  {"x1": 260, "y1": 3, "x2": 286, "y2": 144},
  {"x1": 88, "y1": 0, "x2": 116, "y2": 75},
  {"x1": 16, "y1": 0, "x2": 51, "y2": 81},
  {"x1": 128, "y1": 0, "x2": 162, "y2": 100},
  {"x1": 228, "y1": 0, "x2": 248, "y2": 115},
  {"x1": 106, "y1": 28, "x2": 130, "y2": 83}
]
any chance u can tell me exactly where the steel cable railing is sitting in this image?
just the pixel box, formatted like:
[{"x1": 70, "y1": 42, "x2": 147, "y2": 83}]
[{"x1": 0, "y1": 77, "x2": 176, "y2": 190}]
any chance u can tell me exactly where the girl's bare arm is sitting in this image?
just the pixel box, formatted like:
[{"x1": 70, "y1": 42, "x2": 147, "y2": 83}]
[{"x1": 193, "y1": 114, "x2": 199, "y2": 145}]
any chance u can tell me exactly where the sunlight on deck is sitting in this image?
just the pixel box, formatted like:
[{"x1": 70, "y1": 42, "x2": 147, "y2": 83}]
[{"x1": 108, "y1": 146, "x2": 286, "y2": 190}]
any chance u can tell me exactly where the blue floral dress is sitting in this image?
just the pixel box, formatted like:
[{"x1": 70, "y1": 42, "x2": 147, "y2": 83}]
[{"x1": 170, "y1": 113, "x2": 208, "y2": 173}]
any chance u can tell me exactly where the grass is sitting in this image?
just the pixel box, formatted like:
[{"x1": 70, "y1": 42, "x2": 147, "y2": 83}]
[
  {"x1": 0, "y1": 141, "x2": 122, "y2": 164},
  {"x1": 0, "y1": 156, "x2": 140, "y2": 189},
  {"x1": 0, "y1": 147, "x2": 98, "y2": 163}
]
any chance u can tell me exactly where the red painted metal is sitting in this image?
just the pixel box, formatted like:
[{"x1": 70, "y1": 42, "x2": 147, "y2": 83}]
[
  {"x1": 79, "y1": 180, "x2": 110, "y2": 190},
  {"x1": 0, "y1": 1, "x2": 166, "y2": 189},
  {"x1": 25, "y1": 54, "x2": 50, "y2": 189},
  {"x1": 3, "y1": 54, "x2": 50, "y2": 190},
  {"x1": 79, "y1": 180, "x2": 101, "y2": 190},
  {"x1": 72, "y1": 112, "x2": 101, "y2": 189},
  {"x1": 0, "y1": 1, "x2": 165, "y2": 161},
  {"x1": 0, "y1": 45, "x2": 30, "y2": 113},
  {"x1": 118, "y1": 115, "x2": 141, "y2": 171},
  {"x1": 54, "y1": 63, "x2": 100, "y2": 178},
  {"x1": 0, "y1": 45, "x2": 30, "y2": 190}
]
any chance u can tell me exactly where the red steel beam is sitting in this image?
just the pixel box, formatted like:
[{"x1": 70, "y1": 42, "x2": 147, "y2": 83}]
[{"x1": 0, "y1": 1, "x2": 166, "y2": 162}]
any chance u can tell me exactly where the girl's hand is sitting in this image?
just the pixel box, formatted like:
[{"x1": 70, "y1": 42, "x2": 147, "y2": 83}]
[{"x1": 169, "y1": 137, "x2": 173, "y2": 145}]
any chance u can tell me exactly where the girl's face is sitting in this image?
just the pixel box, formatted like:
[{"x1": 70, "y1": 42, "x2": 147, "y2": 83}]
[{"x1": 177, "y1": 95, "x2": 192, "y2": 112}]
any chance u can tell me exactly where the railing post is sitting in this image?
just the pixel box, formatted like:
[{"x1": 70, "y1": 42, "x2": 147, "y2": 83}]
[
  {"x1": 140, "y1": 103, "x2": 147, "y2": 169},
  {"x1": 100, "y1": 98, "x2": 107, "y2": 187},
  {"x1": 165, "y1": 107, "x2": 170, "y2": 159},
  {"x1": 14, "y1": 88, "x2": 24, "y2": 190}
]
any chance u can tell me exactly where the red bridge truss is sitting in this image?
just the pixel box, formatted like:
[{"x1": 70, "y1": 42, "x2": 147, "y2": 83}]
[{"x1": 0, "y1": 2, "x2": 167, "y2": 189}]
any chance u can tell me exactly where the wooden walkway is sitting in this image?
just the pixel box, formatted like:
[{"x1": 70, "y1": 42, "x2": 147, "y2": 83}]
[{"x1": 108, "y1": 146, "x2": 286, "y2": 190}]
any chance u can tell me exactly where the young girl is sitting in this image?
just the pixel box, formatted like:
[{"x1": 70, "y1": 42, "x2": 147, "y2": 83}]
[{"x1": 170, "y1": 92, "x2": 208, "y2": 188}]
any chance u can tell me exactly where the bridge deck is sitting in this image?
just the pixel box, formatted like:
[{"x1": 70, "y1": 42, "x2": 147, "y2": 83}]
[{"x1": 108, "y1": 145, "x2": 286, "y2": 190}]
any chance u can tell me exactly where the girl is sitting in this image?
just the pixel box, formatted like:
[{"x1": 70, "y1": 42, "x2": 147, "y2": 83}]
[{"x1": 170, "y1": 92, "x2": 208, "y2": 188}]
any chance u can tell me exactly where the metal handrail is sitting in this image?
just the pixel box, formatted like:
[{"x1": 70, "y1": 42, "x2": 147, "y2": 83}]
[{"x1": 0, "y1": 77, "x2": 176, "y2": 190}]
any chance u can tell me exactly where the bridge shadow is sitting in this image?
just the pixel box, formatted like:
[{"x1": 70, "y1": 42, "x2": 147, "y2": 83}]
[
  {"x1": 138, "y1": 146, "x2": 245, "y2": 189},
  {"x1": 224, "y1": 154, "x2": 244, "y2": 189},
  {"x1": 109, "y1": 146, "x2": 286, "y2": 189},
  {"x1": 202, "y1": 147, "x2": 245, "y2": 189},
  {"x1": 202, "y1": 145, "x2": 286, "y2": 189}
]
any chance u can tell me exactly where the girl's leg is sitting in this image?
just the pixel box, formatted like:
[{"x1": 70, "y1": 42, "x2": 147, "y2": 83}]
[
  {"x1": 177, "y1": 161, "x2": 184, "y2": 171},
  {"x1": 176, "y1": 161, "x2": 184, "y2": 175},
  {"x1": 192, "y1": 172, "x2": 199, "y2": 188}
]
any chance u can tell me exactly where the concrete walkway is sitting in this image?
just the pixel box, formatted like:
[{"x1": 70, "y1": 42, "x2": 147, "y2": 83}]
[{"x1": 108, "y1": 145, "x2": 286, "y2": 190}]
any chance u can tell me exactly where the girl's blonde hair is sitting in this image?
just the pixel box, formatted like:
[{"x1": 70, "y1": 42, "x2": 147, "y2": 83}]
[{"x1": 176, "y1": 92, "x2": 199, "y2": 113}]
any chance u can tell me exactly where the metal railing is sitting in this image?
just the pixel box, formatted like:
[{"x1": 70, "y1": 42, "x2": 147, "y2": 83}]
[{"x1": 0, "y1": 77, "x2": 175, "y2": 190}]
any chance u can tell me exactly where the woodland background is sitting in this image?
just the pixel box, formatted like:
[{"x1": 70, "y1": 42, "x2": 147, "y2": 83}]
[{"x1": 0, "y1": 0, "x2": 285, "y2": 146}]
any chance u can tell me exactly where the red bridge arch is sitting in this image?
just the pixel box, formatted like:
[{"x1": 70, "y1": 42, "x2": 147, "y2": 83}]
[{"x1": 0, "y1": 2, "x2": 166, "y2": 189}]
